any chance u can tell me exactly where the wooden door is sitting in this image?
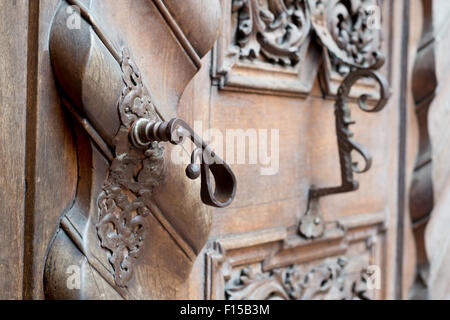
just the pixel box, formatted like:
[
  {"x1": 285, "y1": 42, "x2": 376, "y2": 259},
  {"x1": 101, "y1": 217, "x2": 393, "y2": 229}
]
[
  {"x1": 0, "y1": 0, "x2": 423, "y2": 300},
  {"x1": 197, "y1": 0, "x2": 402, "y2": 300}
]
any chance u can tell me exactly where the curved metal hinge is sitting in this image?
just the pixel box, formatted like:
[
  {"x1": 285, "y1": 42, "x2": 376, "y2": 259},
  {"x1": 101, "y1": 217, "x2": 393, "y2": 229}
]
[
  {"x1": 299, "y1": 67, "x2": 391, "y2": 239},
  {"x1": 130, "y1": 118, "x2": 237, "y2": 208}
]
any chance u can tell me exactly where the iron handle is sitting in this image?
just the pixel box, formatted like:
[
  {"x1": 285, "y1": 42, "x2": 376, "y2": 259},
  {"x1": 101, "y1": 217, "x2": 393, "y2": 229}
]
[{"x1": 299, "y1": 68, "x2": 391, "y2": 239}]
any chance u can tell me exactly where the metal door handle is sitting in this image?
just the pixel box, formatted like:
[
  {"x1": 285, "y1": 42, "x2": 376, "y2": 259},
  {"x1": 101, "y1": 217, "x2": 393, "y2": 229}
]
[{"x1": 131, "y1": 118, "x2": 237, "y2": 208}]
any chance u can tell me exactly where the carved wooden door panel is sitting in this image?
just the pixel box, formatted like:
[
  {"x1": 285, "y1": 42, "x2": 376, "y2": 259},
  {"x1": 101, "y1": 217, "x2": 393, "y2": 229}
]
[
  {"x1": 42, "y1": 0, "x2": 238, "y2": 299},
  {"x1": 0, "y1": 0, "x2": 413, "y2": 300},
  {"x1": 188, "y1": 0, "x2": 403, "y2": 300}
]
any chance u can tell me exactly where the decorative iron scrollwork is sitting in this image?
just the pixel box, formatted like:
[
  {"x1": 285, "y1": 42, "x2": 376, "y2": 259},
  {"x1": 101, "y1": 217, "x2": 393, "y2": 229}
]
[
  {"x1": 307, "y1": 0, "x2": 384, "y2": 71},
  {"x1": 298, "y1": 61, "x2": 390, "y2": 239},
  {"x1": 96, "y1": 48, "x2": 166, "y2": 287},
  {"x1": 225, "y1": 257, "x2": 372, "y2": 300}
]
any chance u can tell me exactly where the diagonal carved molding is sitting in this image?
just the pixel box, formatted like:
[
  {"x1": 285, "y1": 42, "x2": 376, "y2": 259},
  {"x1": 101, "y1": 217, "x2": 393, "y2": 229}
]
[
  {"x1": 212, "y1": 0, "x2": 321, "y2": 97},
  {"x1": 311, "y1": 0, "x2": 388, "y2": 98},
  {"x1": 96, "y1": 48, "x2": 166, "y2": 287}
]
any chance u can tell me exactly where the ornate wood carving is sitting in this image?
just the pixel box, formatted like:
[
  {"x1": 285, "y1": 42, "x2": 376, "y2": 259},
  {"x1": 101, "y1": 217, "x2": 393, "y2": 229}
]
[
  {"x1": 309, "y1": 0, "x2": 384, "y2": 70},
  {"x1": 206, "y1": 212, "x2": 385, "y2": 300},
  {"x1": 212, "y1": 0, "x2": 389, "y2": 97},
  {"x1": 96, "y1": 48, "x2": 166, "y2": 287},
  {"x1": 310, "y1": 0, "x2": 388, "y2": 97},
  {"x1": 232, "y1": 0, "x2": 312, "y2": 66}
]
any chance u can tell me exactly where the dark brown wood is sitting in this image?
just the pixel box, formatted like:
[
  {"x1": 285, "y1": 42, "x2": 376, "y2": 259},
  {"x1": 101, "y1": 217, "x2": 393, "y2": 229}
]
[
  {"x1": 43, "y1": 0, "x2": 229, "y2": 299},
  {"x1": 22, "y1": 0, "x2": 79, "y2": 300},
  {"x1": 0, "y1": 0, "x2": 29, "y2": 300},
  {"x1": 0, "y1": 0, "x2": 425, "y2": 300}
]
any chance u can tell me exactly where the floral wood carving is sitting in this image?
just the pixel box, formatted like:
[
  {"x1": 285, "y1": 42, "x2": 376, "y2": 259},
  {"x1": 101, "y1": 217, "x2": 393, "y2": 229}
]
[
  {"x1": 97, "y1": 48, "x2": 165, "y2": 288},
  {"x1": 213, "y1": 0, "x2": 388, "y2": 97},
  {"x1": 312, "y1": 69, "x2": 390, "y2": 197},
  {"x1": 296, "y1": 0, "x2": 390, "y2": 239},
  {"x1": 233, "y1": 0, "x2": 311, "y2": 66},
  {"x1": 225, "y1": 257, "x2": 371, "y2": 300}
]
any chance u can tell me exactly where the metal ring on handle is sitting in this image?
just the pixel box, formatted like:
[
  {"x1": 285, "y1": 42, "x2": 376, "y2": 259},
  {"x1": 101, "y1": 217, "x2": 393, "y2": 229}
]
[{"x1": 130, "y1": 118, "x2": 237, "y2": 208}]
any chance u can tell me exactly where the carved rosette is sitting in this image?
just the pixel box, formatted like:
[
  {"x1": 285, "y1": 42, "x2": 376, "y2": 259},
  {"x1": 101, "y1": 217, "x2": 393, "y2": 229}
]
[
  {"x1": 97, "y1": 48, "x2": 165, "y2": 287},
  {"x1": 225, "y1": 257, "x2": 371, "y2": 300},
  {"x1": 307, "y1": 0, "x2": 386, "y2": 97},
  {"x1": 233, "y1": 0, "x2": 312, "y2": 65}
]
